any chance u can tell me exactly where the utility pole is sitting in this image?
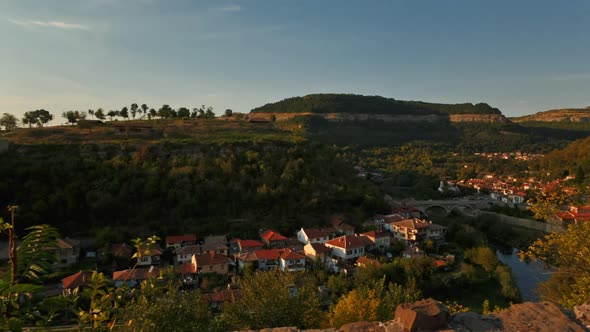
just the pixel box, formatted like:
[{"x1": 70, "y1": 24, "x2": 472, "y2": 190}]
[{"x1": 7, "y1": 205, "x2": 18, "y2": 286}]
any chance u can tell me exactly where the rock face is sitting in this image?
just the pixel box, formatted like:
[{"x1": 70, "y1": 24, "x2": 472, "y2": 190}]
[
  {"x1": 511, "y1": 107, "x2": 590, "y2": 123},
  {"x1": 258, "y1": 112, "x2": 509, "y2": 124},
  {"x1": 394, "y1": 298, "x2": 450, "y2": 332},
  {"x1": 492, "y1": 301, "x2": 585, "y2": 332},
  {"x1": 241, "y1": 299, "x2": 589, "y2": 332}
]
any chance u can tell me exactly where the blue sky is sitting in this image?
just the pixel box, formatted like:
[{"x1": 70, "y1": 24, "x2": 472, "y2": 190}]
[{"x1": 1, "y1": 0, "x2": 589, "y2": 120}]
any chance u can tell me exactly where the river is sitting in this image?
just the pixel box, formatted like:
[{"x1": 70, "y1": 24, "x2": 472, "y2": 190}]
[{"x1": 496, "y1": 248, "x2": 552, "y2": 301}]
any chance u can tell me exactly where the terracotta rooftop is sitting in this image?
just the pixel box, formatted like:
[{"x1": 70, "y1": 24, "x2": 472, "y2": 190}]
[
  {"x1": 301, "y1": 228, "x2": 330, "y2": 239},
  {"x1": 324, "y1": 235, "x2": 365, "y2": 249},
  {"x1": 175, "y1": 245, "x2": 201, "y2": 255},
  {"x1": 361, "y1": 230, "x2": 389, "y2": 239},
  {"x1": 280, "y1": 249, "x2": 306, "y2": 261},
  {"x1": 111, "y1": 243, "x2": 132, "y2": 258},
  {"x1": 254, "y1": 249, "x2": 281, "y2": 260},
  {"x1": 391, "y1": 218, "x2": 430, "y2": 230},
  {"x1": 194, "y1": 253, "x2": 231, "y2": 266},
  {"x1": 113, "y1": 268, "x2": 160, "y2": 281},
  {"x1": 62, "y1": 271, "x2": 94, "y2": 289},
  {"x1": 308, "y1": 243, "x2": 332, "y2": 254},
  {"x1": 236, "y1": 239, "x2": 265, "y2": 249},
  {"x1": 261, "y1": 230, "x2": 287, "y2": 242},
  {"x1": 176, "y1": 263, "x2": 197, "y2": 274}
]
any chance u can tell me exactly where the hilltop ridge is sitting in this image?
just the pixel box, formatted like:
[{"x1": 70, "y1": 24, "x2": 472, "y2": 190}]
[
  {"x1": 250, "y1": 94, "x2": 507, "y2": 123},
  {"x1": 511, "y1": 107, "x2": 590, "y2": 123}
]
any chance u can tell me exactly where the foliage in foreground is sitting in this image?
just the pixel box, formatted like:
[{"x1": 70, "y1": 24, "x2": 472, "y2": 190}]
[{"x1": 527, "y1": 221, "x2": 590, "y2": 308}]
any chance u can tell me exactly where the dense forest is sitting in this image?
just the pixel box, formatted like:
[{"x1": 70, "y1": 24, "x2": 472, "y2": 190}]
[
  {"x1": 0, "y1": 142, "x2": 386, "y2": 238},
  {"x1": 537, "y1": 136, "x2": 590, "y2": 183},
  {"x1": 251, "y1": 94, "x2": 502, "y2": 115}
]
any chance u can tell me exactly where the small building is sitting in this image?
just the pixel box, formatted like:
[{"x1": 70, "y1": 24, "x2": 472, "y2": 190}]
[
  {"x1": 193, "y1": 252, "x2": 232, "y2": 275},
  {"x1": 360, "y1": 230, "x2": 391, "y2": 251},
  {"x1": 113, "y1": 267, "x2": 160, "y2": 287},
  {"x1": 296, "y1": 228, "x2": 331, "y2": 245},
  {"x1": 135, "y1": 245, "x2": 162, "y2": 267},
  {"x1": 61, "y1": 271, "x2": 94, "y2": 295},
  {"x1": 324, "y1": 235, "x2": 365, "y2": 261},
  {"x1": 165, "y1": 234, "x2": 197, "y2": 249},
  {"x1": 253, "y1": 249, "x2": 282, "y2": 270},
  {"x1": 174, "y1": 245, "x2": 201, "y2": 265},
  {"x1": 304, "y1": 243, "x2": 332, "y2": 263},
  {"x1": 260, "y1": 230, "x2": 287, "y2": 248},
  {"x1": 279, "y1": 249, "x2": 307, "y2": 272},
  {"x1": 46, "y1": 238, "x2": 80, "y2": 268}
]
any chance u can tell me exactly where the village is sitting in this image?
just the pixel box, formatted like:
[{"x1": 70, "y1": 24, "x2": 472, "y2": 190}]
[{"x1": 55, "y1": 211, "x2": 451, "y2": 310}]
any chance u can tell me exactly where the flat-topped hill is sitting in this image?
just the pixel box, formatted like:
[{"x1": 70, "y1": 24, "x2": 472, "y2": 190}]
[{"x1": 251, "y1": 93, "x2": 503, "y2": 115}]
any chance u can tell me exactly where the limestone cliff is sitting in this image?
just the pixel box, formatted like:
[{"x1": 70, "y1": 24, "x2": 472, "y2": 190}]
[{"x1": 512, "y1": 107, "x2": 590, "y2": 123}]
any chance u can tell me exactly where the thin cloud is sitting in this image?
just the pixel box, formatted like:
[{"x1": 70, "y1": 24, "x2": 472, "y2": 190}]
[
  {"x1": 9, "y1": 19, "x2": 90, "y2": 30},
  {"x1": 219, "y1": 4, "x2": 242, "y2": 12}
]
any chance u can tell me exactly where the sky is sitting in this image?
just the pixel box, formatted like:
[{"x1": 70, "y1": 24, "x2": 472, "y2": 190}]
[{"x1": 1, "y1": 0, "x2": 589, "y2": 121}]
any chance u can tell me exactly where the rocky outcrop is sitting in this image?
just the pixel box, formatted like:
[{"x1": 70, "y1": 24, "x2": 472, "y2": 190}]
[
  {"x1": 448, "y1": 114, "x2": 509, "y2": 123},
  {"x1": 242, "y1": 299, "x2": 590, "y2": 332},
  {"x1": 511, "y1": 107, "x2": 590, "y2": 123},
  {"x1": 493, "y1": 301, "x2": 585, "y2": 332},
  {"x1": 395, "y1": 298, "x2": 450, "y2": 331},
  {"x1": 254, "y1": 112, "x2": 509, "y2": 123}
]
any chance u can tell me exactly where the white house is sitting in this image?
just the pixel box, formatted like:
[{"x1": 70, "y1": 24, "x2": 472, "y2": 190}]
[
  {"x1": 279, "y1": 249, "x2": 306, "y2": 272},
  {"x1": 296, "y1": 228, "x2": 330, "y2": 244},
  {"x1": 324, "y1": 235, "x2": 365, "y2": 261}
]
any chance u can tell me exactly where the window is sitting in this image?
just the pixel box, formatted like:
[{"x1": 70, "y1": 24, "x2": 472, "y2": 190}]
[{"x1": 347, "y1": 250, "x2": 352, "y2": 255}]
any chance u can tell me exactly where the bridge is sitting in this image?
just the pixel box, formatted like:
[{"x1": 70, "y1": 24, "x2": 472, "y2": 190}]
[{"x1": 402, "y1": 198, "x2": 497, "y2": 217}]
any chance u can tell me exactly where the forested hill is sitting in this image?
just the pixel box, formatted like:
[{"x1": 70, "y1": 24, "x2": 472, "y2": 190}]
[
  {"x1": 538, "y1": 135, "x2": 590, "y2": 183},
  {"x1": 250, "y1": 94, "x2": 502, "y2": 115}
]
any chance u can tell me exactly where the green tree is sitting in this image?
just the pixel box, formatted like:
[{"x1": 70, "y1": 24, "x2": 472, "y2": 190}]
[
  {"x1": 220, "y1": 271, "x2": 321, "y2": 330},
  {"x1": 141, "y1": 104, "x2": 148, "y2": 119},
  {"x1": 130, "y1": 103, "x2": 138, "y2": 119},
  {"x1": 224, "y1": 109, "x2": 233, "y2": 117},
  {"x1": 95, "y1": 108, "x2": 106, "y2": 120},
  {"x1": 527, "y1": 221, "x2": 590, "y2": 307},
  {"x1": 177, "y1": 107, "x2": 190, "y2": 118},
  {"x1": 62, "y1": 110, "x2": 87, "y2": 125},
  {"x1": 120, "y1": 107, "x2": 129, "y2": 120},
  {"x1": 123, "y1": 281, "x2": 214, "y2": 332},
  {"x1": 22, "y1": 109, "x2": 53, "y2": 128},
  {"x1": 0, "y1": 113, "x2": 18, "y2": 131}
]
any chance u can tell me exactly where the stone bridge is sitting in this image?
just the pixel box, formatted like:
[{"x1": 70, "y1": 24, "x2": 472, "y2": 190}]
[{"x1": 404, "y1": 199, "x2": 496, "y2": 217}]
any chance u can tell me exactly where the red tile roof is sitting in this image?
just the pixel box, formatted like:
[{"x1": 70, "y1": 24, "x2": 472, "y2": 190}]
[
  {"x1": 361, "y1": 230, "x2": 389, "y2": 239},
  {"x1": 175, "y1": 245, "x2": 201, "y2": 255},
  {"x1": 357, "y1": 256, "x2": 381, "y2": 267},
  {"x1": 261, "y1": 230, "x2": 287, "y2": 242},
  {"x1": 113, "y1": 268, "x2": 160, "y2": 281},
  {"x1": 62, "y1": 271, "x2": 93, "y2": 289},
  {"x1": 301, "y1": 228, "x2": 330, "y2": 239},
  {"x1": 237, "y1": 239, "x2": 265, "y2": 249},
  {"x1": 324, "y1": 235, "x2": 364, "y2": 249},
  {"x1": 280, "y1": 249, "x2": 306, "y2": 261},
  {"x1": 391, "y1": 219, "x2": 430, "y2": 230},
  {"x1": 165, "y1": 234, "x2": 197, "y2": 244},
  {"x1": 176, "y1": 263, "x2": 197, "y2": 274},
  {"x1": 194, "y1": 253, "x2": 231, "y2": 266},
  {"x1": 308, "y1": 243, "x2": 332, "y2": 254},
  {"x1": 254, "y1": 249, "x2": 281, "y2": 260}
]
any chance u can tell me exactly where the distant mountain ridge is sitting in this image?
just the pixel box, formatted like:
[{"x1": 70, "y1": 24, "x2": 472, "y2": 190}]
[{"x1": 511, "y1": 107, "x2": 590, "y2": 123}]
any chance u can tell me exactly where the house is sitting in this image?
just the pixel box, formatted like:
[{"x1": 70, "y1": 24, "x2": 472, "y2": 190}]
[
  {"x1": 331, "y1": 218, "x2": 355, "y2": 236},
  {"x1": 200, "y1": 235, "x2": 229, "y2": 256},
  {"x1": 61, "y1": 271, "x2": 94, "y2": 295},
  {"x1": 165, "y1": 234, "x2": 197, "y2": 249},
  {"x1": 426, "y1": 223, "x2": 447, "y2": 243},
  {"x1": 113, "y1": 267, "x2": 160, "y2": 287},
  {"x1": 260, "y1": 230, "x2": 287, "y2": 248},
  {"x1": 193, "y1": 252, "x2": 232, "y2": 275},
  {"x1": 279, "y1": 249, "x2": 307, "y2": 272},
  {"x1": 402, "y1": 246, "x2": 426, "y2": 259},
  {"x1": 135, "y1": 245, "x2": 162, "y2": 267},
  {"x1": 202, "y1": 289, "x2": 241, "y2": 311},
  {"x1": 236, "y1": 251, "x2": 259, "y2": 272},
  {"x1": 296, "y1": 228, "x2": 331, "y2": 245},
  {"x1": 253, "y1": 249, "x2": 282, "y2": 270},
  {"x1": 360, "y1": 230, "x2": 391, "y2": 251},
  {"x1": 46, "y1": 238, "x2": 80, "y2": 268},
  {"x1": 324, "y1": 235, "x2": 365, "y2": 261},
  {"x1": 233, "y1": 239, "x2": 264, "y2": 254},
  {"x1": 304, "y1": 243, "x2": 332, "y2": 263},
  {"x1": 389, "y1": 219, "x2": 430, "y2": 245},
  {"x1": 109, "y1": 243, "x2": 132, "y2": 259},
  {"x1": 174, "y1": 245, "x2": 201, "y2": 265}
]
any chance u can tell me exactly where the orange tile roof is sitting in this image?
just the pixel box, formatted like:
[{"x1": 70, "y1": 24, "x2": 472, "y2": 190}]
[
  {"x1": 237, "y1": 239, "x2": 265, "y2": 249},
  {"x1": 308, "y1": 243, "x2": 332, "y2": 254},
  {"x1": 324, "y1": 235, "x2": 364, "y2": 249},
  {"x1": 111, "y1": 243, "x2": 132, "y2": 258},
  {"x1": 301, "y1": 228, "x2": 330, "y2": 239},
  {"x1": 113, "y1": 268, "x2": 160, "y2": 281},
  {"x1": 62, "y1": 271, "x2": 93, "y2": 289},
  {"x1": 194, "y1": 253, "x2": 231, "y2": 266},
  {"x1": 280, "y1": 249, "x2": 306, "y2": 260},
  {"x1": 261, "y1": 230, "x2": 287, "y2": 242},
  {"x1": 176, "y1": 263, "x2": 197, "y2": 274},
  {"x1": 254, "y1": 249, "x2": 281, "y2": 260},
  {"x1": 391, "y1": 218, "x2": 430, "y2": 230}
]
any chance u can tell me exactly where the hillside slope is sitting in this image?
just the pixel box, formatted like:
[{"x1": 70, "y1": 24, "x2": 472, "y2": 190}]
[{"x1": 511, "y1": 107, "x2": 590, "y2": 123}]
